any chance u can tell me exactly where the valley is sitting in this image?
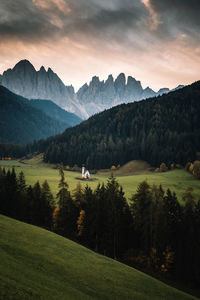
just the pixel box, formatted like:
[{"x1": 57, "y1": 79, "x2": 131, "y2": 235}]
[{"x1": 1, "y1": 1, "x2": 200, "y2": 298}]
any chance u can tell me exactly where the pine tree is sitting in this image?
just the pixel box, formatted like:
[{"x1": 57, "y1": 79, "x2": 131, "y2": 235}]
[
  {"x1": 56, "y1": 168, "x2": 78, "y2": 238},
  {"x1": 18, "y1": 171, "x2": 26, "y2": 192},
  {"x1": 163, "y1": 189, "x2": 182, "y2": 250},
  {"x1": 105, "y1": 174, "x2": 132, "y2": 258},
  {"x1": 17, "y1": 171, "x2": 27, "y2": 220},
  {"x1": 41, "y1": 180, "x2": 55, "y2": 229},
  {"x1": 130, "y1": 181, "x2": 153, "y2": 254},
  {"x1": 73, "y1": 181, "x2": 85, "y2": 209}
]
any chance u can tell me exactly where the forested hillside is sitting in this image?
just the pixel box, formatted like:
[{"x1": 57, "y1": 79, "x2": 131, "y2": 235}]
[
  {"x1": 0, "y1": 86, "x2": 68, "y2": 144},
  {"x1": 33, "y1": 81, "x2": 200, "y2": 169}
]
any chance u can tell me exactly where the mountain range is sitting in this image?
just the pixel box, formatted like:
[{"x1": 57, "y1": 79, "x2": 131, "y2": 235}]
[{"x1": 0, "y1": 60, "x2": 183, "y2": 119}]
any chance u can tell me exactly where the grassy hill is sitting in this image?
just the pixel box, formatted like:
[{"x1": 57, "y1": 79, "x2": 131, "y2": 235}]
[
  {"x1": 0, "y1": 214, "x2": 198, "y2": 300},
  {"x1": 113, "y1": 160, "x2": 151, "y2": 176}
]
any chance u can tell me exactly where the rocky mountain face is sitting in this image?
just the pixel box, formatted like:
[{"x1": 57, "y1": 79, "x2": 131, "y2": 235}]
[
  {"x1": 0, "y1": 60, "x2": 87, "y2": 119},
  {"x1": 76, "y1": 73, "x2": 171, "y2": 117},
  {"x1": 0, "y1": 60, "x2": 182, "y2": 119}
]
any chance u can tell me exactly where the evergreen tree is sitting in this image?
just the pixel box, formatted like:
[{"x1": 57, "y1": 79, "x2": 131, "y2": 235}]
[
  {"x1": 73, "y1": 181, "x2": 85, "y2": 209},
  {"x1": 31, "y1": 181, "x2": 42, "y2": 226},
  {"x1": 17, "y1": 171, "x2": 27, "y2": 220},
  {"x1": 56, "y1": 168, "x2": 78, "y2": 239},
  {"x1": 162, "y1": 189, "x2": 182, "y2": 250},
  {"x1": 6, "y1": 168, "x2": 18, "y2": 218},
  {"x1": 177, "y1": 191, "x2": 197, "y2": 283},
  {"x1": 41, "y1": 180, "x2": 55, "y2": 229},
  {"x1": 105, "y1": 174, "x2": 132, "y2": 258},
  {"x1": 130, "y1": 181, "x2": 153, "y2": 254},
  {"x1": 151, "y1": 184, "x2": 165, "y2": 253}
]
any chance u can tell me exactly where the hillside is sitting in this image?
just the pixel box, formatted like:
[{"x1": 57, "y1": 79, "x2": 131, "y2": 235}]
[
  {"x1": 0, "y1": 86, "x2": 68, "y2": 144},
  {"x1": 29, "y1": 99, "x2": 82, "y2": 127},
  {"x1": 33, "y1": 81, "x2": 200, "y2": 169},
  {"x1": 0, "y1": 214, "x2": 197, "y2": 300}
]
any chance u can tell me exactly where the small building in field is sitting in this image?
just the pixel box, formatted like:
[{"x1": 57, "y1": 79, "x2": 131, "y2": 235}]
[{"x1": 82, "y1": 166, "x2": 90, "y2": 179}]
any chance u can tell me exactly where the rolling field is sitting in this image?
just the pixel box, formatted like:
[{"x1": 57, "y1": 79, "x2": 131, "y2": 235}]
[
  {"x1": 0, "y1": 159, "x2": 200, "y2": 203},
  {"x1": 0, "y1": 214, "x2": 198, "y2": 300}
]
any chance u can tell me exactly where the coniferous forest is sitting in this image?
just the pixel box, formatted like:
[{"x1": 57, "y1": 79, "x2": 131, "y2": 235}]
[
  {"x1": 1, "y1": 166, "x2": 200, "y2": 287},
  {"x1": 29, "y1": 82, "x2": 200, "y2": 169}
]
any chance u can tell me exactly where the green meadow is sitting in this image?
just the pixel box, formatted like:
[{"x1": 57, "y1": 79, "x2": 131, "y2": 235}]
[
  {"x1": 0, "y1": 158, "x2": 200, "y2": 204},
  {"x1": 0, "y1": 214, "x2": 198, "y2": 300}
]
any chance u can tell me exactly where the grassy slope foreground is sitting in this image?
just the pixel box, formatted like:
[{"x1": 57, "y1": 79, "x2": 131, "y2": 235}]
[{"x1": 0, "y1": 215, "x2": 198, "y2": 300}]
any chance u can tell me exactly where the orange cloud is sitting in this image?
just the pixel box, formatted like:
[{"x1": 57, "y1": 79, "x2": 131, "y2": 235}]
[
  {"x1": 141, "y1": 0, "x2": 162, "y2": 30},
  {"x1": 32, "y1": 0, "x2": 71, "y2": 28},
  {"x1": 32, "y1": 0, "x2": 71, "y2": 14}
]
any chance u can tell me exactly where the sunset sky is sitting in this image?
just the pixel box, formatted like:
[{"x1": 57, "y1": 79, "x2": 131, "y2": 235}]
[{"x1": 0, "y1": 0, "x2": 200, "y2": 91}]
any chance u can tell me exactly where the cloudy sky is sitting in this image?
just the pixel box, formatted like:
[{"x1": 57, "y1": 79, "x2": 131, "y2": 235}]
[{"x1": 0, "y1": 0, "x2": 200, "y2": 90}]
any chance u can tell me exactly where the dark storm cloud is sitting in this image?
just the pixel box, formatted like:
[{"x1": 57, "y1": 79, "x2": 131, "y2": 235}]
[
  {"x1": 150, "y1": 0, "x2": 200, "y2": 40},
  {"x1": 0, "y1": 0, "x2": 147, "y2": 43},
  {"x1": 0, "y1": 0, "x2": 200, "y2": 46},
  {"x1": 63, "y1": 3, "x2": 148, "y2": 45},
  {"x1": 0, "y1": 0, "x2": 58, "y2": 40}
]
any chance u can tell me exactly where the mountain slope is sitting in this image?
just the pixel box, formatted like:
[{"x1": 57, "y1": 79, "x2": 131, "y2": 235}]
[
  {"x1": 0, "y1": 214, "x2": 196, "y2": 300},
  {"x1": 29, "y1": 99, "x2": 82, "y2": 127},
  {"x1": 0, "y1": 86, "x2": 68, "y2": 144},
  {"x1": 36, "y1": 81, "x2": 200, "y2": 169}
]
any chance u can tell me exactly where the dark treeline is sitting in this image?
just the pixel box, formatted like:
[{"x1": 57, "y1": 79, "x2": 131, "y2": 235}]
[
  {"x1": 0, "y1": 143, "x2": 26, "y2": 159},
  {"x1": 0, "y1": 167, "x2": 200, "y2": 287},
  {"x1": 29, "y1": 82, "x2": 200, "y2": 169},
  {"x1": 0, "y1": 167, "x2": 55, "y2": 229}
]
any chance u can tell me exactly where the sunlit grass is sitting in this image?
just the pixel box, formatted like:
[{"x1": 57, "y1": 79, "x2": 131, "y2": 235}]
[{"x1": 0, "y1": 159, "x2": 200, "y2": 204}]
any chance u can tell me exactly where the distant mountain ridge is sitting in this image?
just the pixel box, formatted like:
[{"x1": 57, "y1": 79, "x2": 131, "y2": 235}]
[
  {"x1": 76, "y1": 74, "x2": 179, "y2": 117},
  {"x1": 0, "y1": 60, "x2": 184, "y2": 119},
  {"x1": 0, "y1": 86, "x2": 69, "y2": 144}
]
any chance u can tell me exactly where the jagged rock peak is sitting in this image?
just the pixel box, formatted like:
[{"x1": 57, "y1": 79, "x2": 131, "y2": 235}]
[
  {"x1": 47, "y1": 67, "x2": 54, "y2": 73},
  {"x1": 144, "y1": 86, "x2": 155, "y2": 93},
  {"x1": 39, "y1": 66, "x2": 46, "y2": 72},
  {"x1": 157, "y1": 88, "x2": 170, "y2": 95},
  {"x1": 127, "y1": 76, "x2": 140, "y2": 85},
  {"x1": 116, "y1": 73, "x2": 126, "y2": 80},
  {"x1": 114, "y1": 73, "x2": 126, "y2": 87},
  {"x1": 91, "y1": 76, "x2": 100, "y2": 83},
  {"x1": 105, "y1": 74, "x2": 114, "y2": 83},
  {"x1": 66, "y1": 85, "x2": 75, "y2": 95},
  {"x1": 13, "y1": 59, "x2": 36, "y2": 72},
  {"x1": 108, "y1": 74, "x2": 114, "y2": 79}
]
